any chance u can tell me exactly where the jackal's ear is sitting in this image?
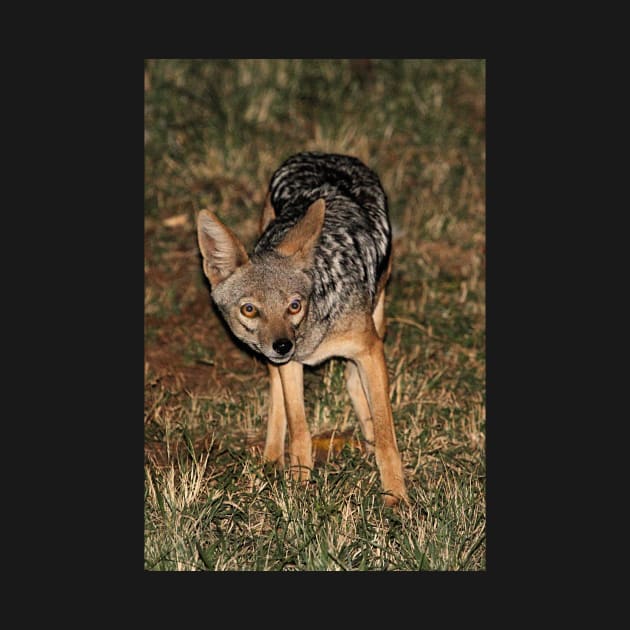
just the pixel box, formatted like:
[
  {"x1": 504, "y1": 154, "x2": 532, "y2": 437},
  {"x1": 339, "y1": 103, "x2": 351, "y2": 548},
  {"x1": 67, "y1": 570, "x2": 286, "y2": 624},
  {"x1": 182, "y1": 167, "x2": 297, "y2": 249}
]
[
  {"x1": 259, "y1": 192, "x2": 276, "y2": 235},
  {"x1": 276, "y1": 198, "x2": 325, "y2": 262},
  {"x1": 197, "y1": 210, "x2": 249, "y2": 287}
]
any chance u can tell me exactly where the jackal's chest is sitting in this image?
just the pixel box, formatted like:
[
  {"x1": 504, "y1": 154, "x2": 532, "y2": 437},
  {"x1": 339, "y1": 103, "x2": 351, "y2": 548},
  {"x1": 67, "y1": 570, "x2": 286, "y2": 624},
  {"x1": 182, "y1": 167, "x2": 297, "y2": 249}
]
[{"x1": 295, "y1": 312, "x2": 373, "y2": 366}]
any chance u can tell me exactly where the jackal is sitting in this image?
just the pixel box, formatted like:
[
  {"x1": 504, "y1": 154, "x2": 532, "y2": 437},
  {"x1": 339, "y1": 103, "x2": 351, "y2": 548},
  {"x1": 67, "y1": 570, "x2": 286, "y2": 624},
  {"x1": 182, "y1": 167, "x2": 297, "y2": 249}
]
[{"x1": 197, "y1": 152, "x2": 408, "y2": 506}]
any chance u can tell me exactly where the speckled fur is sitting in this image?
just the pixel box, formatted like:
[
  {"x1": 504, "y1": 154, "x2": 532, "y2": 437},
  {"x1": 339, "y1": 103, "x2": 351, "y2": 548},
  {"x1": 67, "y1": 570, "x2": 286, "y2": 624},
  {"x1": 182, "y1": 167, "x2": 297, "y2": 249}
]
[{"x1": 256, "y1": 152, "x2": 392, "y2": 324}]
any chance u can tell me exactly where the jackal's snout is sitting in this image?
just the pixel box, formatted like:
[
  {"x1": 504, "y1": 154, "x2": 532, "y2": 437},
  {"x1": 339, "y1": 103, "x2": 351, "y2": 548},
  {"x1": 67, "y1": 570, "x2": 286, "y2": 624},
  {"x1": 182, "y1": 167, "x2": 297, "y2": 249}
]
[{"x1": 272, "y1": 338, "x2": 293, "y2": 356}]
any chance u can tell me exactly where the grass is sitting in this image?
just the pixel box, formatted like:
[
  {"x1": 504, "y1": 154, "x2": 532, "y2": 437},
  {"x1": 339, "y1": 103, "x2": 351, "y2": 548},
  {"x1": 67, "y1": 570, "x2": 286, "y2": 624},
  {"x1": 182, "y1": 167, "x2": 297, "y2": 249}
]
[{"x1": 144, "y1": 58, "x2": 485, "y2": 571}]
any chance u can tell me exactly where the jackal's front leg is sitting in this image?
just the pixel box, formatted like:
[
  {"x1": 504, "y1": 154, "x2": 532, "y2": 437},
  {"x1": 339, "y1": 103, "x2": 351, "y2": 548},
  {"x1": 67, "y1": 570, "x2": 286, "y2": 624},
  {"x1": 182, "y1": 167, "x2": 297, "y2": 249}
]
[
  {"x1": 263, "y1": 364, "x2": 287, "y2": 466},
  {"x1": 354, "y1": 335, "x2": 408, "y2": 507},
  {"x1": 278, "y1": 360, "x2": 312, "y2": 480}
]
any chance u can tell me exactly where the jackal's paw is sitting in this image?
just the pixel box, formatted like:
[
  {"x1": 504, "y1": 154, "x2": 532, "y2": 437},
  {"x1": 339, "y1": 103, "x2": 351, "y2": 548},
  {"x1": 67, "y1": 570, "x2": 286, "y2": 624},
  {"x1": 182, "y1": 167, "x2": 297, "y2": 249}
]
[
  {"x1": 288, "y1": 463, "x2": 312, "y2": 482},
  {"x1": 263, "y1": 451, "x2": 285, "y2": 469},
  {"x1": 382, "y1": 489, "x2": 410, "y2": 508},
  {"x1": 262, "y1": 458, "x2": 285, "y2": 479}
]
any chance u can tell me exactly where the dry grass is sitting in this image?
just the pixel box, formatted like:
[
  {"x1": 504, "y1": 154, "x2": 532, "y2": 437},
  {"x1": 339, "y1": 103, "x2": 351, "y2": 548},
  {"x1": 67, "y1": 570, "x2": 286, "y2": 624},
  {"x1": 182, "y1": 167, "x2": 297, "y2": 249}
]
[{"x1": 144, "y1": 58, "x2": 485, "y2": 570}]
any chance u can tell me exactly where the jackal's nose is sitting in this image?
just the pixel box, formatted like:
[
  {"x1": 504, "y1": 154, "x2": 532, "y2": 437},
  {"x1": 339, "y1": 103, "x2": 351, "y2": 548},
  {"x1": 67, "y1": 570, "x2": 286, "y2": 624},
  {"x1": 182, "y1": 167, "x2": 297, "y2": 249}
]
[{"x1": 272, "y1": 338, "x2": 293, "y2": 356}]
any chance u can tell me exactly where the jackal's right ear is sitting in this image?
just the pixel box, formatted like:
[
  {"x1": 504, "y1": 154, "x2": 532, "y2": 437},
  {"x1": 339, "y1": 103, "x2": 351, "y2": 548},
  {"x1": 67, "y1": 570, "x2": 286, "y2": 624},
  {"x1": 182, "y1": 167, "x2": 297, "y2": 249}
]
[
  {"x1": 259, "y1": 192, "x2": 276, "y2": 235},
  {"x1": 276, "y1": 198, "x2": 326, "y2": 263},
  {"x1": 197, "y1": 210, "x2": 249, "y2": 287}
]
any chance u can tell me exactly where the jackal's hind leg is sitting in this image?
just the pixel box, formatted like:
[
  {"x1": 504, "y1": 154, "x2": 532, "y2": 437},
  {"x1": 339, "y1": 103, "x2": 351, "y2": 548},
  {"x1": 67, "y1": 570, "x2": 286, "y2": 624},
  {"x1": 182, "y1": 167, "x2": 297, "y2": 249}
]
[
  {"x1": 344, "y1": 288, "x2": 388, "y2": 453},
  {"x1": 345, "y1": 361, "x2": 375, "y2": 453}
]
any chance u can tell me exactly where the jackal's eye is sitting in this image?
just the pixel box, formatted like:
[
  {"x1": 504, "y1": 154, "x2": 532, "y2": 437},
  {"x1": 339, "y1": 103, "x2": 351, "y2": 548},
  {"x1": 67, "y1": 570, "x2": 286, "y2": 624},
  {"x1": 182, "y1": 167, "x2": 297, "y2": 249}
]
[
  {"x1": 287, "y1": 299, "x2": 302, "y2": 315},
  {"x1": 240, "y1": 303, "x2": 258, "y2": 318}
]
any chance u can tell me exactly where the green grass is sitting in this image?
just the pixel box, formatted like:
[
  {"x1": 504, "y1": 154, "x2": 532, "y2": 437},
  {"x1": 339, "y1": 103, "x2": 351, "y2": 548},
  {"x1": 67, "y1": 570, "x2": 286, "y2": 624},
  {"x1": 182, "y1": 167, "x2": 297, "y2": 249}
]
[
  {"x1": 145, "y1": 445, "x2": 483, "y2": 571},
  {"x1": 144, "y1": 58, "x2": 485, "y2": 571}
]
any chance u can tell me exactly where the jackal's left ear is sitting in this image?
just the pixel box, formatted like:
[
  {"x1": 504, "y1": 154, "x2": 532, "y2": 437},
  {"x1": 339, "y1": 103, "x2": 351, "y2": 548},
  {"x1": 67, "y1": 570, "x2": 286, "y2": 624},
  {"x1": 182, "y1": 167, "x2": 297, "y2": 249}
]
[
  {"x1": 259, "y1": 192, "x2": 276, "y2": 235},
  {"x1": 276, "y1": 198, "x2": 325, "y2": 263},
  {"x1": 197, "y1": 210, "x2": 249, "y2": 288}
]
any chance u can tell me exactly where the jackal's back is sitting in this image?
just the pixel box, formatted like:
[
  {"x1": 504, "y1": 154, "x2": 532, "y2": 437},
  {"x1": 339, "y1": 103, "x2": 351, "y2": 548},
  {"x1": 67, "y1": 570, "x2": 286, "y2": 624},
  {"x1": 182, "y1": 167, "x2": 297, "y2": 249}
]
[{"x1": 254, "y1": 152, "x2": 392, "y2": 323}]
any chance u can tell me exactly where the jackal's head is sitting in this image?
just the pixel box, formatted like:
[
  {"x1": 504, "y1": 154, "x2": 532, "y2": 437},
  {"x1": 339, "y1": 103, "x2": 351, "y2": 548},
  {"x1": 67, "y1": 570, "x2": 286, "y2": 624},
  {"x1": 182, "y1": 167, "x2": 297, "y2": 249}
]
[{"x1": 197, "y1": 199, "x2": 325, "y2": 364}]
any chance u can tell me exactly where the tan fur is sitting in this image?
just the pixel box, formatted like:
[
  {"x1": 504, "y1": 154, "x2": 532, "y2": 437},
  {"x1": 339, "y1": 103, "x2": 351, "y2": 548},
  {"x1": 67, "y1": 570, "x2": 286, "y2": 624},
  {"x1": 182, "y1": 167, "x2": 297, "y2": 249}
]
[{"x1": 259, "y1": 192, "x2": 276, "y2": 234}]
